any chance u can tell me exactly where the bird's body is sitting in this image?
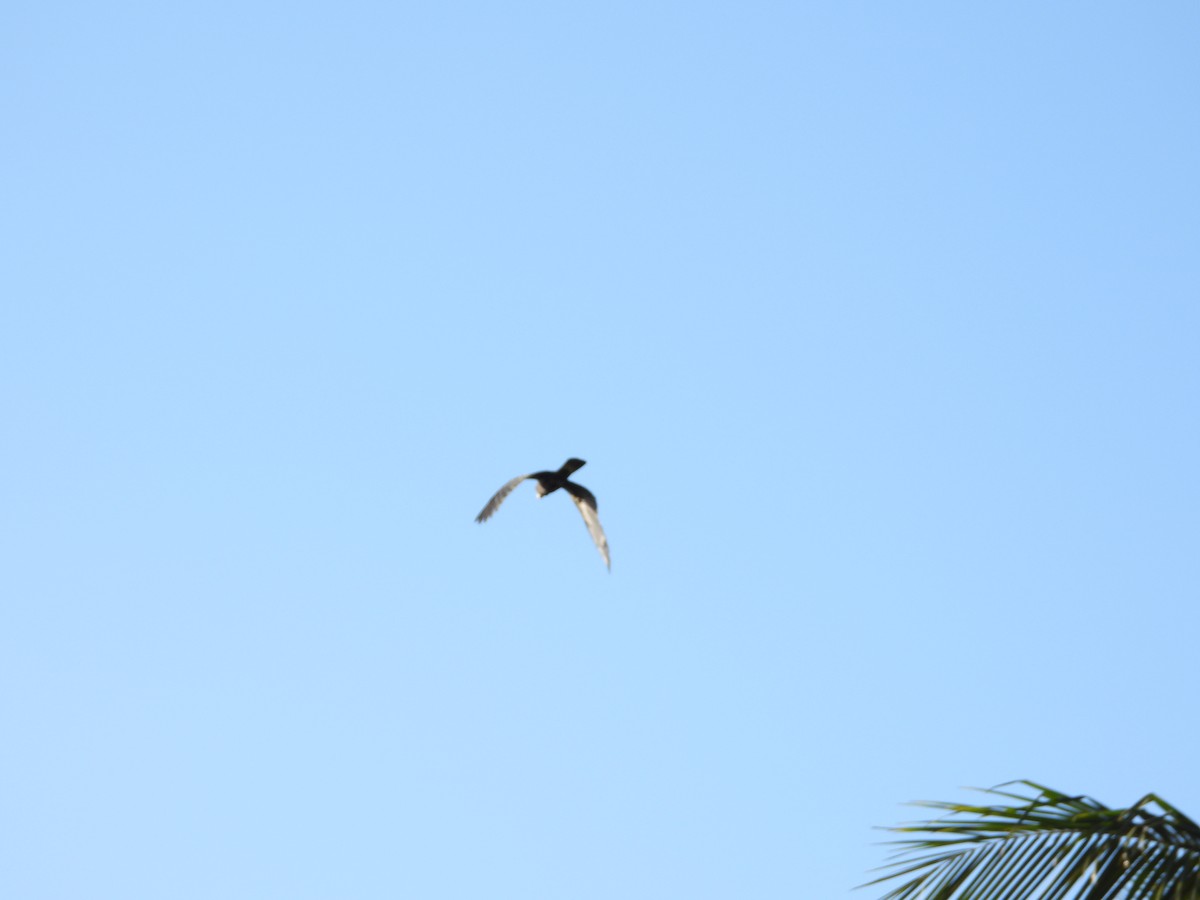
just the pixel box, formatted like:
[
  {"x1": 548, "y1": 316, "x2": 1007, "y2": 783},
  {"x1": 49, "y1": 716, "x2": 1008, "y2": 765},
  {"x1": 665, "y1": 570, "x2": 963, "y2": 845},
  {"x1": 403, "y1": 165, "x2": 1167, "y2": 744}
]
[{"x1": 475, "y1": 458, "x2": 610, "y2": 570}]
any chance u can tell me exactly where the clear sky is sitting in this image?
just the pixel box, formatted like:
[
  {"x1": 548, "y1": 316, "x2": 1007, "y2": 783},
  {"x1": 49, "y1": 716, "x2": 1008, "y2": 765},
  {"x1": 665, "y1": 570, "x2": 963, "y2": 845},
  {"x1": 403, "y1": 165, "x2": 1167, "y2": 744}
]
[{"x1": 2, "y1": 2, "x2": 1198, "y2": 897}]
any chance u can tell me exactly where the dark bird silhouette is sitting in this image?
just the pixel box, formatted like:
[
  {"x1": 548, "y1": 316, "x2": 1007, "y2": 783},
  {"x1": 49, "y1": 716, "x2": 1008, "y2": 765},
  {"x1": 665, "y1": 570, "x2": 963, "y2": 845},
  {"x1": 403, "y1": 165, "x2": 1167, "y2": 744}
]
[{"x1": 475, "y1": 458, "x2": 610, "y2": 570}]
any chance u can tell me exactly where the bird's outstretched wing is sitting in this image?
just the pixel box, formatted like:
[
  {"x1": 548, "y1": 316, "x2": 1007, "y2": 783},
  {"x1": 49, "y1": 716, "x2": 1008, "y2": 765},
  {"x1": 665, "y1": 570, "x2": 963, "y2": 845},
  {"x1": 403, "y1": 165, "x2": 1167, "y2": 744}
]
[
  {"x1": 564, "y1": 482, "x2": 610, "y2": 570},
  {"x1": 475, "y1": 475, "x2": 530, "y2": 523}
]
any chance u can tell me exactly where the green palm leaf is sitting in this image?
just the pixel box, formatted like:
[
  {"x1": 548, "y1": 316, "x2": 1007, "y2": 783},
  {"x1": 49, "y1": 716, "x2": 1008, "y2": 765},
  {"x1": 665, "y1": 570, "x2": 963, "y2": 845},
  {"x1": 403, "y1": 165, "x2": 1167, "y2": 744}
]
[{"x1": 865, "y1": 781, "x2": 1200, "y2": 899}]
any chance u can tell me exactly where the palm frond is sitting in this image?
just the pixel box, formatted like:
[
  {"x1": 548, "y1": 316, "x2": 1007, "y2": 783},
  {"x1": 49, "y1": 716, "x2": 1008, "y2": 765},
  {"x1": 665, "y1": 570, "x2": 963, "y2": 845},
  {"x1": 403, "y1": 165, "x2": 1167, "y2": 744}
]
[{"x1": 865, "y1": 781, "x2": 1200, "y2": 900}]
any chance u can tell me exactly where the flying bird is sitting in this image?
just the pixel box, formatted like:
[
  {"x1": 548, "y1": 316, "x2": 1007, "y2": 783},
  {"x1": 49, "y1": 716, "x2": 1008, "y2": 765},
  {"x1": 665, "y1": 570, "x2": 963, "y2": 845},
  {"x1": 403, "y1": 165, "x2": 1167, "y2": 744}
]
[{"x1": 475, "y1": 458, "x2": 610, "y2": 570}]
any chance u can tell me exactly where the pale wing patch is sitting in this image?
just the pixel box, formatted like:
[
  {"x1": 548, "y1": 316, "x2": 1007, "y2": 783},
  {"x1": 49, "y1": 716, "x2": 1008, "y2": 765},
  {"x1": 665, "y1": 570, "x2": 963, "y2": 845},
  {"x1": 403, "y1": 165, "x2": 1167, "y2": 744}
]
[
  {"x1": 475, "y1": 474, "x2": 531, "y2": 523},
  {"x1": 570, "y1": 492, "x2": 611, "y2": 571}
]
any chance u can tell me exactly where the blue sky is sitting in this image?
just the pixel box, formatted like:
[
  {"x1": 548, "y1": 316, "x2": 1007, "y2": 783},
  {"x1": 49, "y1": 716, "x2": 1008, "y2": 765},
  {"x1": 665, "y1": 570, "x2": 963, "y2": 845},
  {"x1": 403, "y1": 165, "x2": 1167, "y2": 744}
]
[{"x1": 2, "y1": 2, "x2": 1198, "y2": 897}]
